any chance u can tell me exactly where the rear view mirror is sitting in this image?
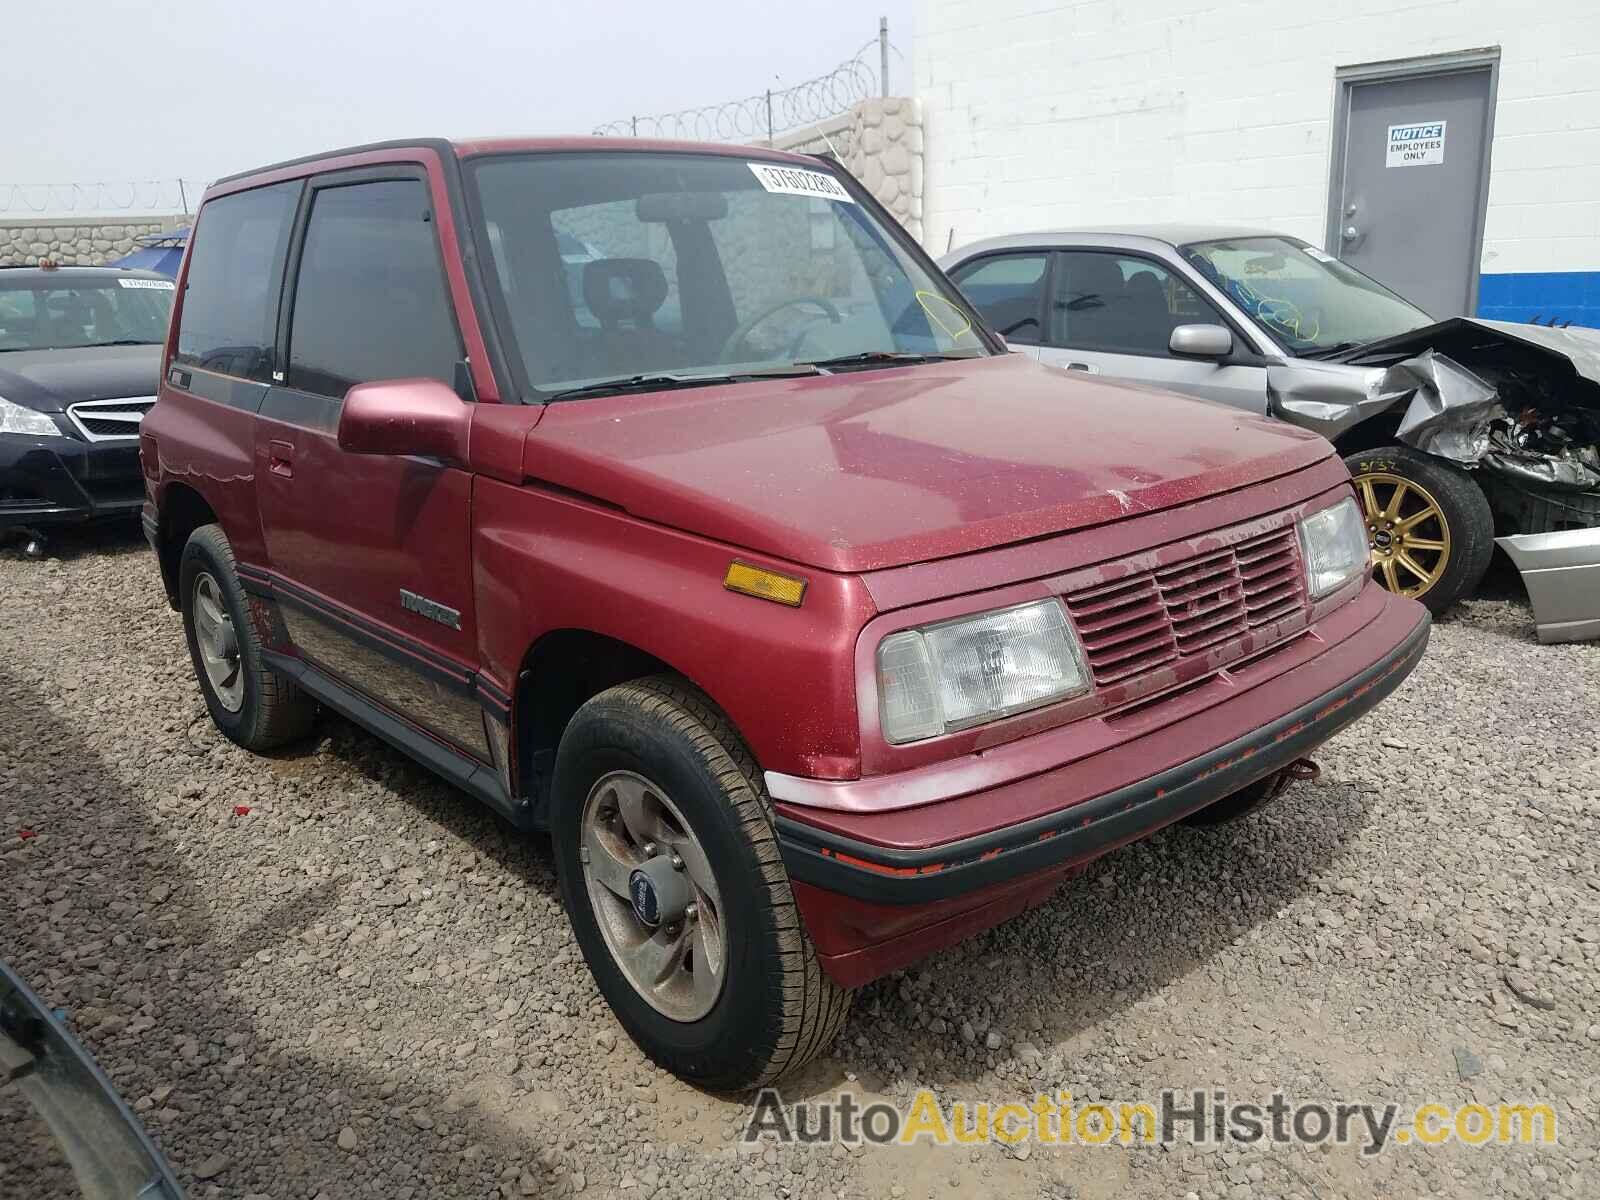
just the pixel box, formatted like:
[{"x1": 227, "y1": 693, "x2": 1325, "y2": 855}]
[
  {"x1": 636, "y1": 192, "x2": 729, "y2": 223},
  {"x1": 1169, "y1": 324, "x2": 1234, "y2": 359},
  {"x1": 337, "y1": 378, "x2": 469, "y2": 465}
]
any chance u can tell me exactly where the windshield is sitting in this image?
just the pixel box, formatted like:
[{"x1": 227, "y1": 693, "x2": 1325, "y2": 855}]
[
  {"x1": 0, "y1": 278, "x2": 173, "y2": 352},
  {"x1": 1179, "y1": 236, "x2": 1432, "y2": 356},
  {"x1": 467, "y1": 152, "x2": 991, "y2": 397}
]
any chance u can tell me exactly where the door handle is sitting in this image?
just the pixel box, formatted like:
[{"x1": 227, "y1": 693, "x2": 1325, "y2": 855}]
[
  {"x1": 1064, "y1": 362, "x2": 1101, "y2": 374},
  {"x1": 268, "y1": 439, "x2": 294, "y2": 479}
]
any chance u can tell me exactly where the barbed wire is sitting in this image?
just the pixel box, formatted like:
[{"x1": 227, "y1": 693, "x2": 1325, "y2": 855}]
[
  {"x1": 0, "y1": 179, "x2": 209, "y2": 217},
  {"x1": 594, "y1": 39, "x2": 890, "y2": 144}
]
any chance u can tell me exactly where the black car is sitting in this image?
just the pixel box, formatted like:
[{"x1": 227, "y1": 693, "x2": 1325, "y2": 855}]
[{"x1": 0, "y1": 265, "x2": 173, "y2": 555}]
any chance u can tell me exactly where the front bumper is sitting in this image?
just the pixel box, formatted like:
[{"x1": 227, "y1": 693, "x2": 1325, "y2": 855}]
[
  {"x1": 776, "y1": 584, "x2": 1429, "y2": 985},
  {"x1": 1497, "y1": 529, "x2": 1600, "y2": 644},
  {"x1": 0, "y1": 432, "x2": 144, "y2": 531}
]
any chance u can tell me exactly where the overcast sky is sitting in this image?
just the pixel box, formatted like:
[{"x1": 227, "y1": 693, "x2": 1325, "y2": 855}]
[{"x1": 9, "y1": 0, "x2": 914, "y2": 214}]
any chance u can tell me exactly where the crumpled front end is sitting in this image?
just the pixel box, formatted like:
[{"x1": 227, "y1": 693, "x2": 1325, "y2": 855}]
[{"x1": 1270, "y1": 318, "x2": 1600, "y2": 641}]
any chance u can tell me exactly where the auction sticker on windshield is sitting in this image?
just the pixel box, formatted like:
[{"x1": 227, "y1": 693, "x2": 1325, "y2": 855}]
[
  {"x1": 117, "y1": 278, "x2": 175, "y2": 289},
  {"x1": 748, "y1": 163, "x2": 855, "y2": 203},
  {"x1": 1386, "y1": 121, "x2": 1446, "y2": 168}
]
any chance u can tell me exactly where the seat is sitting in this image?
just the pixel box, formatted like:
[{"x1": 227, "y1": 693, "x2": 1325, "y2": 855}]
[
  {"x1": 1122, "y1": 270, "x2": 1174, "y2": 354},
  {"x1": 581, "y1": 258, "x2": 679, "y2": 377},
  {"x1": 1057, "y1": 255, "x2": 1131, "y2": 351}
]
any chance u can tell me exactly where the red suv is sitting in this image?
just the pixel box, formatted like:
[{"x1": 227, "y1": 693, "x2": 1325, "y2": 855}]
[{"x1": 141, "y1": 138, "x2": 1428, "y2": 1089}]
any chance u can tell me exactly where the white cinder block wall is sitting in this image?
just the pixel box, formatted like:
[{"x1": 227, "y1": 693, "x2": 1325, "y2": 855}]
[{"x1": 915, "y1": 0, "x2": 1600, "y2": 325}]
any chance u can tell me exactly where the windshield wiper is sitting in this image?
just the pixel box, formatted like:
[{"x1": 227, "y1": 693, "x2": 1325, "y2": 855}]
[
  {"x1": 799, "y1": 350, "x2": 970, "y2": 370},
  {"x1": 1300, "y1": 340, "x2": 1367, "y2": 360},
  {"x1": 545, "y1": 365, "x2": 820, "y2": 403}
]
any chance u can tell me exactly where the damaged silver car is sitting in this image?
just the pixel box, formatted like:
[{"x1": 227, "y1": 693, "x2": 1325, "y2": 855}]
[{"x1": 941, "y1": 228, "x2": 1600, "y2": 641}]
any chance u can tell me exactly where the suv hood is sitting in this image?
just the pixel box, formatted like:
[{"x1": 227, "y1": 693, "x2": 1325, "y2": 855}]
[
  {"x1": 522, "y1": 353, "x2": 1333, "y2": 573},
  {"x1": 0, "y1": 344, "x2": 163, "y2": 413}
]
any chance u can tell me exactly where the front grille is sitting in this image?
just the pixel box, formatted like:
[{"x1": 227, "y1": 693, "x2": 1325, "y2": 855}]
[
  {"x1": 1236, "y1": 526, "x2": 1304, "y2": 627},
  {"x1": 1064, "y1": 524, "x2": 1308, "y2": 691},
  {"x1": 1064, "y1": 574, "x2": 1177, "y2": 685},
  {"x1": 66, "y1": 396, "x2": 155, "y2": 442},
  {"x1": 1155, "y1": 547, "x2": 1247, "y2": 654}
]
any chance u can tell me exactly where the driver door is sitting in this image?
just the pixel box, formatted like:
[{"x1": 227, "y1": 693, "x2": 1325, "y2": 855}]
[
  {"x1": 254, "y1": 168, "x2": 488, "y2": 761},
  {"x1": 1037, "y1": 250, "x2": 1267, "y2": 411}
]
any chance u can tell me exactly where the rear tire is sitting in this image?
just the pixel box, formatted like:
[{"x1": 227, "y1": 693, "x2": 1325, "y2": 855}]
[
  {"x1": 552, "y1": 675, "x2": 850, "y2": 1090},
  {"x1": 179, "y1": 524, "x2": 317, "y2": 751},
  {"x1": 1344, "y1": 446, "x2": 1493, "y2": 616}
]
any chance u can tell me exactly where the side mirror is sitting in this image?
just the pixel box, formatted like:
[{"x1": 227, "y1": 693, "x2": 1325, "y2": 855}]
[
  {"x1": 337, "y1": 378, "x2": 469, "y2": 465},
  {"x1": 1169, "y1": 323, "x2": 1234, "y2": 359}
]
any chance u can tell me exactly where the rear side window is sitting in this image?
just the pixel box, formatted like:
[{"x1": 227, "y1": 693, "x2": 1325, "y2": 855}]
[
  {"x1": 285, "y1": 179, "x2": 461, "y2": 400},
  {"x1": 175, "y1": 181, "x2": 299, "y2": 380},
  {"x1": 948, "y1": 253, "x2": 1048, "y2": 344}
]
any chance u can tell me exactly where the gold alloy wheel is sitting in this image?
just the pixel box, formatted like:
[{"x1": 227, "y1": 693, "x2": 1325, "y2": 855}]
[{"x1": 1353, "y1": 471, "x2": 1452, "y2": 598}]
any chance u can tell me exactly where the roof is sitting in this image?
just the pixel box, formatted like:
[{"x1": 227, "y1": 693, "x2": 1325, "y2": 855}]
[
  {"x1": 212, "y1": 135, "x2": 820, "y2": 188},
  {"x1": 942, "y1": 225, "x2": 1294, "y2": 260},
  {"x1": 0, "y1": 264, "x2": 173, "y2": 283}
]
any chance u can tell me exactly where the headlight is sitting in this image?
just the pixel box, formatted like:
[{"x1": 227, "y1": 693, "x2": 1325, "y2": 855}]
[
  {"x1": 877, "y1": 599, "x2": 1089, "y2": 744},
  {"x1": 1299, "y1": 497, "x2": 1369, "y2": 598},
  {"x1": 0, "y1": 397, "x2": 60, "y2": 437}
]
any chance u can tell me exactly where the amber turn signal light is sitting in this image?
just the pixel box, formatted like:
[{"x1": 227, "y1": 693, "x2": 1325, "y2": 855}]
[{"x1": 723, "y1": 560, "x2": 807, "y2": 607}]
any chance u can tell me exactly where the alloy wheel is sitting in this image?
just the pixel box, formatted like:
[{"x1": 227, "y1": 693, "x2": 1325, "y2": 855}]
[
  {"x1": 579, "y1": 770, "x2": 727, "y2": 1022},
  {"x1": 191, "y1": 571, "x2": 244, "y2": 712},
  {"x1": 1354, "y1": 471, "x2": 1452, "y2": 598}
]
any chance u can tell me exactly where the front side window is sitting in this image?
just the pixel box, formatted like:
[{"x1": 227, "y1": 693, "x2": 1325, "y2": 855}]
[
  {"x1": 468, "y1": 152, "x2": 989, "y2": 398},
  {"x1": 1051, "y1": 252, "x2": 1219, "y2": 357},
  {"x1": 1180, "y1": 236, "x2": 1432, "y2": 356},
  {"x1": 286, "y1": 178, "x2": 462, "y2": 399},
  {"x1": 948, "y1": 253, "x2": 1049, "y2": 344},
  {"x1": 0, "y1": 278, "x2": 172, "y2": 352},
  {"x1": 175, "y1": 181, "x2": 299, "y2": 380}
]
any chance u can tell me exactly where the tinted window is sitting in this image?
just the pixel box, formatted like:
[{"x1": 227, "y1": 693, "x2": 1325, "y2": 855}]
[
  {"x1": 176, "y1": 182, "x2": 299, "y2": 380},
  {"x1": 286, "y1": 179, "x2": 461, "y2": 400},
  {"x1": 949, "y1": 254, "x2": 1048, "y2": 344},
  {"x1": 1051, "y1": 252, "x2": 1218, "y2": 356}
]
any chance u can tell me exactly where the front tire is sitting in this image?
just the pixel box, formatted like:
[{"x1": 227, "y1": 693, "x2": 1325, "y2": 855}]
[
  {"x1": 1344, "y1": 446, "x2": 1493, "y2": 615},
  {"x1": 179, "y1": 524, "x2": 317, "y2": 750},
  {"x1": 552, "y1": 676, "x2": 850, "y2": 1090}
]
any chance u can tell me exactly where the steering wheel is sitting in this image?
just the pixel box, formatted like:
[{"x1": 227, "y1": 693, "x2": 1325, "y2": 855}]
[{"x1": 719, "y1": 296, "x2": 842, "y2": 363}]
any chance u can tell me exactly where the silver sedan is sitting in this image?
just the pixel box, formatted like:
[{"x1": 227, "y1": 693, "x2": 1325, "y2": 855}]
[{"x1": 940, "y1": 227, "x2": 1600, "y2": 642}]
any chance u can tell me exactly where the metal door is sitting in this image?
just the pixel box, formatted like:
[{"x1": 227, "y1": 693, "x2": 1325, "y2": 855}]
[{"x1": 1330, "y1": 60, "x2": 1496, "y2": 318}]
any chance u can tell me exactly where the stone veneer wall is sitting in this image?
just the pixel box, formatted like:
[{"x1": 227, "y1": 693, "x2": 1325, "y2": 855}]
[
  {"x1": 0, "y1": 214, "x2": 188, "y2": 267},
  {"x1": 777, "y1": 97, "x2": 924, "y2": 242}
]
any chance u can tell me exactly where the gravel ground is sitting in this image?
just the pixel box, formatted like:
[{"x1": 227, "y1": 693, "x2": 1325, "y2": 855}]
[{"x1": 2, "y1": 528, "x2": 1598, "y2": 1200}]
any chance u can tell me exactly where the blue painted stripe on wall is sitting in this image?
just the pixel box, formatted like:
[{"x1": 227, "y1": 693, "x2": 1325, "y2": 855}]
[{"x1": 1477, "y1": 271, "x2": 1600, "y2": 330}]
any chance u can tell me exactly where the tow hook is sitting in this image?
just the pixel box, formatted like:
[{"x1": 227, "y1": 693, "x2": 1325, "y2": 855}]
[{"x1": 1270, "y1": 757, "x2": 1321, "y2": 799}]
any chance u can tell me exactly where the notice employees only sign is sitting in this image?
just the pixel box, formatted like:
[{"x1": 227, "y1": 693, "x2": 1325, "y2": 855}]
[{"x1": 1386, "y1": 121, "x2": 1447, "y2": 168}]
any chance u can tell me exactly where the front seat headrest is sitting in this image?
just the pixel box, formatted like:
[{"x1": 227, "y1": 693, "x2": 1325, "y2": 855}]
[{"x1": 582, "y1": 258, "x2": 669, "y2": 327}]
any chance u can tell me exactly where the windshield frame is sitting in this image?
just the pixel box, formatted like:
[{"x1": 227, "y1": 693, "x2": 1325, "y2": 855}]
[
  {"x1": 458, "y1": 148, "x2": 1002, "y2": 404},
  {"x1": 1176, "y1": 235, "x2": 1433, "y2": 358}
]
